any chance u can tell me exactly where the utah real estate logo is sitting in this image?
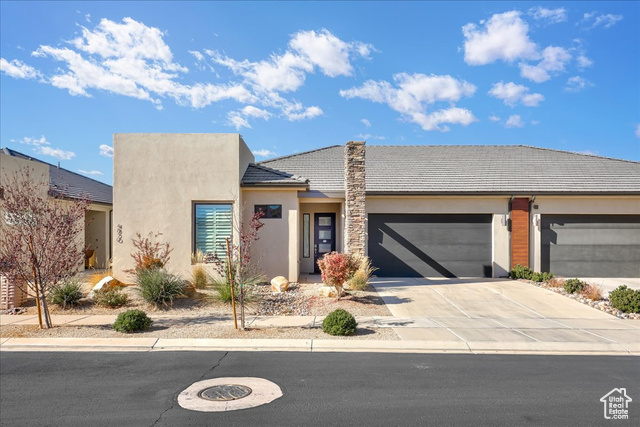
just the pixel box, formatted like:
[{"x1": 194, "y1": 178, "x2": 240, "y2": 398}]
[{"x1": 600, "y1": 388, "x2": 632, "y2": 420}]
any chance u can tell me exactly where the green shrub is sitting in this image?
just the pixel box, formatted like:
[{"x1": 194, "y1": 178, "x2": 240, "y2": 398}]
[
  {"x1": 510, "y1": 264, "x2": 533, "y2": 280},
  {"x1": 531, "y1": 272, "x2": 543, "y2": 283},
  {"x1": 322, "y1": 309, "x2": 357, "y2": 336},
  {"x1": 49, "y1": 279, "x2": 83, "y2": 309},
  {"x1": 136, "y1": 269, "x2": 186, "y2": 306},
  {"x1": 610, "y1": 285, "x2": 640, "y2": 314},
  {"x1": 542, "y1": 272, "x2": 554, "y2": 282},
  {"x1": 113, "y1": 309, "x2": 152, "y2": 333},
  {"x1": 211, "y1": 274, "x2": 261, "y2": 304},
  {"x1": 563, "y1": 278, "x2": 584, "y2": 294},
  {"x1": 94, "y1": 288, "x2": 128, "y2": 308}
]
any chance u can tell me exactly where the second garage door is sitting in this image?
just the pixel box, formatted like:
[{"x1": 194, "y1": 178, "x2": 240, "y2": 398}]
[
  {"x1": 368, "y1": 214, "x2": 493, "y2": 278},
  {"x1": 541, "y1": 214, "x2": 640, "y2": 278}
]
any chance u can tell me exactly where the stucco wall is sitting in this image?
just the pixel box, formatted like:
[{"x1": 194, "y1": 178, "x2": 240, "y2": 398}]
[
  {"x1": 112, "y1": 133, "x2": 253, "y2": 282},
  {"x1": 365, "y1": 196, "x2": 511, "y2": 277},
  {"x1": 530, "y1": 196, "x2": 640, "y2": 272},
  {"x1": 241, "y1": 189, "x2": 300, "y2": 281},
  {"x1": 0, "y1": 152, "x2": 49, "y2": 195},
  {"x1": 299, "y1": 202, "x2": 343, "y2": 274}
]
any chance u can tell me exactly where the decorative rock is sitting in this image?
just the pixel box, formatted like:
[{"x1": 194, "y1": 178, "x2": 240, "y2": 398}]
[
  {"x1": 270, "y1": 276, "x2": 289, "y2": 293},
  {"x1": 88, "y1": 276, "x2": 117, "y2": 299},
  {"x1": 319, "y1": 286, "x2": 338, "y2": 298}
]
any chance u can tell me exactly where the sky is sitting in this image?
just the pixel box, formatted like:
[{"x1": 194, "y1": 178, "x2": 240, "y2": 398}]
[{"x1": 1, "y1": 1, "x2": 639, "y2": 185}]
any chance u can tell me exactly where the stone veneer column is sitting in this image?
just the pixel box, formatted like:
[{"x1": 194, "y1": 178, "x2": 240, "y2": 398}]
[{"x1": 344, "y1": 141, "x2": 366, "y2": 255}]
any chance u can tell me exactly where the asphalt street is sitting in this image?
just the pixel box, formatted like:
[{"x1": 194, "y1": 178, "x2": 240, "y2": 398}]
[{"x1": 1, "y1": 351, "x2": 638, "y2": 426}]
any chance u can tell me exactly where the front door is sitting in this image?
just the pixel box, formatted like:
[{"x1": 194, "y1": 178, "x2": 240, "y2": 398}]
[{"x1": 314, "y1": 213, "x2": 336, "y2": 273}]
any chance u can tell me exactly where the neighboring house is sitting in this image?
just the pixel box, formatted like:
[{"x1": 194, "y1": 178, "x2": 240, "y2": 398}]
[
  {"x1": 112, "y1": 134, "x2": 640, "y2": 283},
  {"x1": 0, "y1": 148, "x2": 113, "y2": 270}
]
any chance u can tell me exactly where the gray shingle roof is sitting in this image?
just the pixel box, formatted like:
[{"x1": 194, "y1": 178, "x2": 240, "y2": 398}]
[
  {"x1": 241, "y1": 163, "x2": 309, "y2": 187},
  {"x1": 2, "y1": 148, "x2": 113, "y2": 204},
  {"x1": 260, "y1": 145, "x2": 640, "y2": 194}
]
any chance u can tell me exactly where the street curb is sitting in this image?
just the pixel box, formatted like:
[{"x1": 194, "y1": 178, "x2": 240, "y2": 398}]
[{"x1": 1, "y1": 337, "x2": 637, "y2": 355}]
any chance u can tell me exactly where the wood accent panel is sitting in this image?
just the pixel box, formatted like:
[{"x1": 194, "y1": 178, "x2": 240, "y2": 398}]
[{"x1": 510, "y1": 198, "x2": 530, "y2": 268}]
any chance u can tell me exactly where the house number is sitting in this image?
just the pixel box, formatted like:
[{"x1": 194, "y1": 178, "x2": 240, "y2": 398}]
[{"x1": 116, "y1": 224, "x2": 123, "y2": 244}]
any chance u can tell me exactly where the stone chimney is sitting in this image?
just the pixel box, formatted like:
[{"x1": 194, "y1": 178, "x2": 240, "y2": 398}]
[{"x1": 344, "y1": 140, "x2": 366, "y2": 255}]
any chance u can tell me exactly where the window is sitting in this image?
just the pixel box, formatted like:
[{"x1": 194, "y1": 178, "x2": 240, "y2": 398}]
[
  {"x1": 255, "y1": 204, "x2": 282, "y2": 219},
  {"x1": 303, "y1": 213, "x2": 310, "y2": 258},
  {"x1": 194, "y1": 204, "x2": 232, "y2": 259}
]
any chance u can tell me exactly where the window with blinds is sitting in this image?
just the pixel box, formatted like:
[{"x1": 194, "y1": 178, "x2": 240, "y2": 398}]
[{"x1": 194, "y1": 204, "x2": 232, "y2": 258}]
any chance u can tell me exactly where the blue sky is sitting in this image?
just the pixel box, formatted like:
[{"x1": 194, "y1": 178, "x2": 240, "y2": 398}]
[{"x1": 1, "y1": 1, "x2": 638, "y2": 185}]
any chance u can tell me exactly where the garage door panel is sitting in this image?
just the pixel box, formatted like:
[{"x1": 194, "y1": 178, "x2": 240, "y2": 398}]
[
  {"x1": 369, "y1": 214, "x2": 492, "y2": 278},
  {"x1": 541, "y1": 215, "x2": 640, "y2": 278}
]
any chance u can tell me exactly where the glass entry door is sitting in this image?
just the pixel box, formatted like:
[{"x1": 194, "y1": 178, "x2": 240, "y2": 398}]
[{"x1": 314, "y1": 213, "x2": 336, "y2": 273}]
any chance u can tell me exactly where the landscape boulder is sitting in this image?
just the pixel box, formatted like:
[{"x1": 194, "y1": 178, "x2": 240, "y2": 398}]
[
  {"x1": 319, "y1": 286, "x2": 338, "y2": 298},
  {"x1": 270, "y1": 276, "x2": 290, "y2": 293},
  {"x1": 88, "y1": 276, "x2": 118, "y2": 299}
]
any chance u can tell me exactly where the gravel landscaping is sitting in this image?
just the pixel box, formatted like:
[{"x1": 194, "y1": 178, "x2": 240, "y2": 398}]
[{"x1": 520, "y1": 279, "x2": 640, "y2": 320}]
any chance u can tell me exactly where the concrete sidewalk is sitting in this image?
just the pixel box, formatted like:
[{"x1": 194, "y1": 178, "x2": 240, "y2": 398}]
[{"x1": 2, "y1": 312, "x2": 639, "y2": 355}]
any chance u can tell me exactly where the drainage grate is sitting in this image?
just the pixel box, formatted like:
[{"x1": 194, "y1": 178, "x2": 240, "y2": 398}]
[{"x1": 198, "y1": 385, "x2": 253, "y2": 402}]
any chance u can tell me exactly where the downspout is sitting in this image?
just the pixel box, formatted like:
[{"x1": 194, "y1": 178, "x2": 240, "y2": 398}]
[{"x1": 529, "y1": 195, "x2": 536, "y2": 270}]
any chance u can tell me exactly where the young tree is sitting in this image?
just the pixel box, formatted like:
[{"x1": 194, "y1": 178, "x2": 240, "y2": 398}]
[
  {"x1": 208, "y1": 208, "x2": 265, "y2": 329},
  {"x1": 0, "y1": 167, "x2": 88, "y2": 328}
]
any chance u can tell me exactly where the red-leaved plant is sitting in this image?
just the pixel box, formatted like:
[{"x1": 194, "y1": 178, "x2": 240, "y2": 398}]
[
  {"x1": 125, "y1": 232, "x2": 173, "y2": 275},
  {"x1": 317, "y1": 252, "x2": 357, "y2": 297}
]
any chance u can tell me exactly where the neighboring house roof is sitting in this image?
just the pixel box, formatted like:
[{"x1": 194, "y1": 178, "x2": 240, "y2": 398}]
[
  {"x1": 241, "y1": 163, "x2": 309, "y2": 187},
  {"x1": 1, "y1": 148, "x2": 113, "y2": 205},
  {"x1": 260, "y1": 145, "x2": 640, "y2": 194}
]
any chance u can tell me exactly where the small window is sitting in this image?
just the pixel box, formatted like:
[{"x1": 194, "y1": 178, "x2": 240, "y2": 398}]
[
  {"x1": 303, "y1": 213, "x2": 310, "y2": 258},
  {"x1": 255, "y1": 204, "x2": 282, "y2": 219},
  {"x1": 194, "y1": 204, "x2": 232, "y2": 259}
]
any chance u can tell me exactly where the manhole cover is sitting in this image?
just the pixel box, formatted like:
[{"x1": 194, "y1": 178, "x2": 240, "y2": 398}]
[{"x1": 198, "y1": 385, "x2": 253, "y2": 401}]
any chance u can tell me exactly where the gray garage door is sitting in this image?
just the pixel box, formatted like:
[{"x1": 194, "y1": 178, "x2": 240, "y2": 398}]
[
  {"x1": 368, "y1": 214, "x2": 492, "y2": 278},
  {"x1": 541, "y1": 215, "x2": 640, "y2": 278}
]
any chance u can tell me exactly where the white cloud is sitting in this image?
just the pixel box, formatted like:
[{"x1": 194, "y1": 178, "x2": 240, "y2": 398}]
[
  {"x1": 581, "y1": 12, "x2": 623, "y2": 30},
  {"x1": 519, "y1": 46, "x2": 571, "y2": 82},
  {"x1": 289, "y1": 29, "x2": 372, "y2": 77},
  {"x1": 20, "y1": 19, "x2": 366, "y2": 126},
  {"x1": 564, "y1": 76, "x2": 592, "y2": 92},
  {"x1": 283, "y1": 104, "x2": 323, "y2": 121},
  {"x1": 361, "y1": 118, "x2": 371, "y2": 128},
  {"x1": 462, "y1": 11, "x2": 538, "y2": 65},
  {"x1": 227, "y1": 111, "x2": 252, "y2": 130},
  {"x1": 528, "y1": 7, "x2": 567, "y2": 25},
  {"x1": 242, "y1": 105, "x2": 271, "y2": 120},
  {"x1": 252, "y1": 149, "x2": 277, "y2": 158},
  {"x1": 576, "y1": 54, "x2": 593, "y2": 69},
  {"x1": 505, "y1": 114, "x2": 524, "y2": 128},
  {"x1": 85, "y1": 13, "x2": 91, "y2": 23},
  {"x1": 488, "y1": 81, "x2": 544, "y2": 107},
  {"x1": 189, "y1": 50, "x2": 204, "y2": 61},
  {"x1": 37, "y1": 146, "x2": 76, "y2": 160},
  {"x1": 355, "y1": 133, "x2": 385, "y2": 141},
  {"x1": 489, "y1": 115, "x2": 501, "y2": 122},
  {"x1": 18, "y1": 135, "x2": 75, "y2": 160},
  {"x1": 341, "y1": 73, "x2": 476, "y2": 132},
  {"x1": 0, "y1": 58, "x2": 42, "y2": 79},
  {"x1": 531, "y1": 120, "x2": 540, "y2": 125},
  {"x1": 635, "y1": 124, "x2": 640, "y2": 138},
  {"x1": 99, "y1": 144, "x2": 113, "y2": 158},
  {"x1": 79, "y1": 169, "x2": 103, "y2": 175}
]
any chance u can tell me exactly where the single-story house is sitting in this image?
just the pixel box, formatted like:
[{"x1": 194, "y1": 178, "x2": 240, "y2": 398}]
[
  {"x1": 112, "y1": 134, "x2": 640, "y2": 284},
  {"x1": 0, "y1": 148, "x2": 113, "y2": 269}
]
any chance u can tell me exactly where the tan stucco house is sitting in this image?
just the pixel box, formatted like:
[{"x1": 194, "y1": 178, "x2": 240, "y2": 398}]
[
  {"x1": 0, "y1": 148, "x2": 113, "y2": 269},
  {"x1": 112, "y1": 133, "x2": 640, "y2": 284}
]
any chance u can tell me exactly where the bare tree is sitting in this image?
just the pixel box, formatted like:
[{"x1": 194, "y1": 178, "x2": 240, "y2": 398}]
[{"x1": 0, "y1": 167, "x2": 88, "y2": 328}]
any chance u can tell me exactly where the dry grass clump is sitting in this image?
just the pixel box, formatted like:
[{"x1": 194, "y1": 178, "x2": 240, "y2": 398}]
[
  {"x1": 580, "y1": 283, "x2": 603, "y2": 301},
  {"x1": 347, "y1": 253, "x2": 378, "y2": 291},
  {"x1": 547, "y1": 277, "x2": 566, "y2": 288}
]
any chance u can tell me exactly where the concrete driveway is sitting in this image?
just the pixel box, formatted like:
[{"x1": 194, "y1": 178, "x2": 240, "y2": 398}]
[{"x1": 372, "y1": 277, "x2": 640, "y2": 353}]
